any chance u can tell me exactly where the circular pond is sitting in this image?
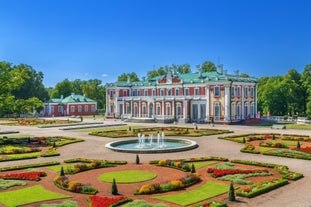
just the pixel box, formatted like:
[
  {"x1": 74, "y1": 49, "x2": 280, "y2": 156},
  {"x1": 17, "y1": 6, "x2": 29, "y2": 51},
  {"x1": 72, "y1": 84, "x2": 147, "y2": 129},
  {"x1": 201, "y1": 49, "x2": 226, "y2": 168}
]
[{"x1": 105, "y1": 138, "x2": 198, "y2": 154}]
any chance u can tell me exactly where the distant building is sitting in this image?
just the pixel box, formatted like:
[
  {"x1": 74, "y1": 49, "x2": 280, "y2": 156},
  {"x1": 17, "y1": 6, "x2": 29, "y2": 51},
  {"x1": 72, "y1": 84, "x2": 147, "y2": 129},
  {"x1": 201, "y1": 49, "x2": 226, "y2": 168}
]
[
  {"x1": 44, "y1": 93, "x2": 97, "y2": 117},
  {"x1": 105, "y1": 66, "x2": 258, "y2": 124}
]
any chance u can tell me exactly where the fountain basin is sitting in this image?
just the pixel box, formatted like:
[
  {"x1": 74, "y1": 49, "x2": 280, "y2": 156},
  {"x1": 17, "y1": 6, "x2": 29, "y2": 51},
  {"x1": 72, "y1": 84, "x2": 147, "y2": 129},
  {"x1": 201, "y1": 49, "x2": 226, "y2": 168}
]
[{"x1": 105, "y1": 138, "x2": 198, "y2": 154}]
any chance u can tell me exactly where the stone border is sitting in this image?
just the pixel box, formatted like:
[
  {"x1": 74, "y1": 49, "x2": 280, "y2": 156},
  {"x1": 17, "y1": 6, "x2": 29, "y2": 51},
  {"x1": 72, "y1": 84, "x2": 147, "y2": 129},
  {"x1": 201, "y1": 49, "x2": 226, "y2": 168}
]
[{"x1": 105, "y1": 138, "x2": 198, "y2": 154}]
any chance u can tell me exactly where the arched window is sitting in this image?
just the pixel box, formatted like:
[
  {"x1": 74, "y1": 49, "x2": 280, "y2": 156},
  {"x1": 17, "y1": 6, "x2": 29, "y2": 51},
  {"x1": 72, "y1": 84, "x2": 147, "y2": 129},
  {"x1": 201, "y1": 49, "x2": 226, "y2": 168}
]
[
  {"x1": 156, "y1": 103, "x2": 161, "y2": 115},
  {"x1": 214, "y1": 102, "x2": 221, "y2": 120},
  {"x1": 166, "y1": 103, "x2": 171, "y2": 116}
]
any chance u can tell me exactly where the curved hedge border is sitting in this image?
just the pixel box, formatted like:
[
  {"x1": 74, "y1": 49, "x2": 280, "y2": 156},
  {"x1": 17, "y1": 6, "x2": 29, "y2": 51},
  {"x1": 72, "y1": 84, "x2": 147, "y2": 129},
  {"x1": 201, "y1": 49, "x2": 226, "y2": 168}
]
[
  {"x1": 236, "y1": 178, "x2": 288, "y2": 198},
  {"x1": 0, "y1": 161, "x2": 60, "y2": 172}
]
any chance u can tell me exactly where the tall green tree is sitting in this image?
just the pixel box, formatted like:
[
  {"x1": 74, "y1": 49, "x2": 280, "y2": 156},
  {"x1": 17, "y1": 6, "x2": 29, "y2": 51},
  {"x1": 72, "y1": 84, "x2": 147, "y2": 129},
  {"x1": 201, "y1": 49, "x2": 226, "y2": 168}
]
[
  {"x1": 50, "y1": 79, "x2": 73, "y2": 98},
  {"x1": 301, "y1": 64, "x2": 311, "y2": 118},
  {"x1": 201, "y1": 61, "x2": 216, "y2": 72},
  {"x1": 118, "y1": 72, "x2": 140, "y2": 82}
]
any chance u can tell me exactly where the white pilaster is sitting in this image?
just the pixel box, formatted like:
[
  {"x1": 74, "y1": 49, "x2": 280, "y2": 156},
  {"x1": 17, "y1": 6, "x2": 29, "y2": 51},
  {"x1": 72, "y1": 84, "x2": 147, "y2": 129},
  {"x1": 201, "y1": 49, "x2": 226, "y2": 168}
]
[
  {"x1": 241, "y1": 85, "x2": 245, "y2": 119},
  {"x1": 224, "y1": 86, "x2": 230, "y2": 120},
  {"x1": 206, "y1": 86, "x2": 210, "y2": 119}
]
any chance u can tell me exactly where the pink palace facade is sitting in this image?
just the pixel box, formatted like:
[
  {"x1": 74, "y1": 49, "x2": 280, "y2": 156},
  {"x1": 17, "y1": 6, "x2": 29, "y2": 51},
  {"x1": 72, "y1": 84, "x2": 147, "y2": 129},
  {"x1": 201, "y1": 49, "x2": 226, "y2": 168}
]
[{"x1": 105, "y1": 66, "x2": 258, "y2": 124}]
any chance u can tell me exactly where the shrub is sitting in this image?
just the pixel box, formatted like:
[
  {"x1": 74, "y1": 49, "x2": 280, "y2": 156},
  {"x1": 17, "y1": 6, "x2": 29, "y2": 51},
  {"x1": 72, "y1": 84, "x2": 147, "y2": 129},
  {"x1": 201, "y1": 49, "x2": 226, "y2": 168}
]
[
  {"x1": 228, "y1": 182, "x2": 236, "y2": 201},
  {"x1": 111, "y1": 178, "x2": 118, "y2": 195},
  {"x1": 136, "y1": 154, "x2": 140, "y2": 164}
]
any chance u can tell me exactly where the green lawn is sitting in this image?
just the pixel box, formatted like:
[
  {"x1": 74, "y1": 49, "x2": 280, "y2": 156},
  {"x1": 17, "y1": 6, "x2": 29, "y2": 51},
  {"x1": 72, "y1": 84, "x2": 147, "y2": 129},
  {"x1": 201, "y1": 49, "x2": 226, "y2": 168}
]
[
  {"x1": 193, "y1": 161, "x2": 217, "y2": 169},
  {"x1": 99, "y1": 170, "x2": 156, "y2": 183},
  {"x1": 152, "y1": 181, "x2": 231, "y2": 206},
  {"x1": 259, "y1": 147, "x2": 276, "y2": 153},
  {"x1": 0, "y1": 184, "x2": 71, "y2": 207},
  {"x1": 76, "y1": 125, "x2": 142, "y2": 132},
  {"x1": 6, "y1": 152, "x2": 41, "y2": 158},
  {"x1": 46, "y1": 163, "x2": 77, "y2": 172},
  {"x1": 285, "y1": 124, "x2": 311, "y2": 130}
]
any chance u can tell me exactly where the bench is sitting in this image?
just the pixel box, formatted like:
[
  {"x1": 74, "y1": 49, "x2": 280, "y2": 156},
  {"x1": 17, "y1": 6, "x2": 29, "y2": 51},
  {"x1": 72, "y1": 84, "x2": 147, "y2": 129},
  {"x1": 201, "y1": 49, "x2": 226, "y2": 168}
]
[{"x1": 271, "y1": 124, "x2": 286, "y2": 130}]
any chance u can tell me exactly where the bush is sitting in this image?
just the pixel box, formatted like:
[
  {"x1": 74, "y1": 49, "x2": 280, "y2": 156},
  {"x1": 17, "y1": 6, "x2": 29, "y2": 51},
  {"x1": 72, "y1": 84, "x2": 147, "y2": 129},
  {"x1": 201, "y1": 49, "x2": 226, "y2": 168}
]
[
  {"x1": 111, "y1": 178, "x2": 118, "y2": 195},
  {"x1": 228, "y1": 182, "x2": 235, "y2": 201}
]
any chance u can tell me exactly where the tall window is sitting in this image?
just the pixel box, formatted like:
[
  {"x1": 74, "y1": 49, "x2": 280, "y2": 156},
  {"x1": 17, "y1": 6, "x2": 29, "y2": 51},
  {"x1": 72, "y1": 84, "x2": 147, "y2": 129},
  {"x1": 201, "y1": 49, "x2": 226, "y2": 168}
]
[
  {"x1": 71, "y1": 106, "x2": 75, "y2": 112},
  {"x1": 168, "y1": 89, "x2": 172, "y2": 96},
  {"x1": 110, "y1": 91, "x2": 113, "y2": 98},
  {"x1": 250, "y1": 102, "x2": 254, "y2": 118},
  {"x1": 91, "y1": 105, "x2": 95, "y2": 112},
  {"x1": 176, "y1": 103, "x2": 182, "y2": 116},
  {"x1": 58, "y1": 106, "x2": 62, "y2": 112},
  {"x1": 245, "y1": 86, "x2": 248, "y2": 97},
  {"x1": 152, "y1": 89, "x2": 156, "y2": 96},
  {"x1": 126, "y1": 103, "x2": 131, "y2": 114},
  {"x1": 137, "y1": 90, "x2": 141, "y2": 96},
  {"x1": 195, "y1": 88, "x2": 200, "y2": 96},
  {"x1": 231, "y1": 86, "x2": 235, "y2": 96},
  {"x1": 142, "y1": 104, "x2": 146, "y2": 117},
  {"x1": 175, "y1": 88, "x2": 179, "y2": 96},
  {"x1": 156, "y1": 103, "x2": 161, "y2": 115},
  {"x1": 184, "y1": 88, "x2": 189, "y2": 96},
  {"x1": 85, "y1": 105, "x2": 88, "y2": 112},
  {"x1": 214, "y1": 102, "x2": 220, "y2": 120},
  {"x1": 237, "y1": 86, "x2": 241, "y2": 96},
  {"x1": 78, "y1": 105, "x2": 82, "y2": 112},
  {"x1": 144, "y1": 89, "x2": 148, "y2": 96},
  {"x1": 160, "y1": 89, "x2": 164, "y2": 96},
  {"x1": 214, "y1": 86, "x2": 220, "y2": 97},
  {"x1": 166, "y1": 103, "x2": 171, "y2": 115},
  {"x1": 250, "y1": 87, "x2": 254, "y2": 96}
]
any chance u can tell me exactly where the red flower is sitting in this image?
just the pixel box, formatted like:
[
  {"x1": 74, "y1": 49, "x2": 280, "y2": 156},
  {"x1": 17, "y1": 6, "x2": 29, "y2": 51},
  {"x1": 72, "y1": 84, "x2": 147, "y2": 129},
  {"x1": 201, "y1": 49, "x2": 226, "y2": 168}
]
[
  {"x1": 88, "y1": 195, "x2": 128, "y2": 207},
  {"x1": 0, "y1": 171, "x2": 46, "y2": 181}
]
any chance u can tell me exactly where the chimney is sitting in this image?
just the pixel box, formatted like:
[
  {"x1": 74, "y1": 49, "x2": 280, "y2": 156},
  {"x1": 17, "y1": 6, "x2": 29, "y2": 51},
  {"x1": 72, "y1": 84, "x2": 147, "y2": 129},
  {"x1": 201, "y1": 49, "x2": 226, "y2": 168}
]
[{"x1": 217, "y1": 64, "x2": 223, "y2": 74}]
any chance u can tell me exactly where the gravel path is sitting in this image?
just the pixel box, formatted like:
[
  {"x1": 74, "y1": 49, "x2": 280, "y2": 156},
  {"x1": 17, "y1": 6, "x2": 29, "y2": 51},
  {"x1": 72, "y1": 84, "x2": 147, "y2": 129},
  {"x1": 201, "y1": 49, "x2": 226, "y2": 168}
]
[{"x1": 0, "y1": 118, "x2": 310, "y2": 207}]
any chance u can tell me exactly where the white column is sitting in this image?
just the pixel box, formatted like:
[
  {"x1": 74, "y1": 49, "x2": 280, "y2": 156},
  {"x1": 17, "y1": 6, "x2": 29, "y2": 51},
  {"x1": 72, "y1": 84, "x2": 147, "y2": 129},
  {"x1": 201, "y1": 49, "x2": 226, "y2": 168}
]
[
  {"x1": 183, "y1": 99, "x2": 187, "y2": 120},
  {"x1": 162, "y1": 99, "x2": 164, "y2": 117},
  {"x1": 172, "y1": 99, "x2": 175, "y2": 117},
  {"x1": 241, "y1": 85, "x2": 245, "y2": 119},
  {"x1": 138, "y1": 100, "x2": 141, "y2": 117},
  {"x1": 206, "y1": 86, "x2": 210, "y2": 120},
  {"x1": 224, "y1": 86, "x2": 230, "y2": 121}
]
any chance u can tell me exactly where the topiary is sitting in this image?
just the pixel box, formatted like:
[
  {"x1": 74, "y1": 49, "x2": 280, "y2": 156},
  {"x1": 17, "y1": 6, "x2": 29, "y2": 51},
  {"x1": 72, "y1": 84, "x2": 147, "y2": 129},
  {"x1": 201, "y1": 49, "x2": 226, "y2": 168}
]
[
  {"x1": 191, "y1": 164, "x2": 196, "y2": 173},
  {"x1": 228, "y1": 182, "x2": 236, "y2": 201},
  {"x1": 136, "y1": 154, "x2": 140, "y2": 164},
  {"x1": 297, "y1": 141, "x2": 301, "y2": 149},
  {"x1": 111, "y1": 178, "x2": 118, "y2": 195},
  {"x1": 60, "y1": 166, "x2": 65, "y2": 176}
]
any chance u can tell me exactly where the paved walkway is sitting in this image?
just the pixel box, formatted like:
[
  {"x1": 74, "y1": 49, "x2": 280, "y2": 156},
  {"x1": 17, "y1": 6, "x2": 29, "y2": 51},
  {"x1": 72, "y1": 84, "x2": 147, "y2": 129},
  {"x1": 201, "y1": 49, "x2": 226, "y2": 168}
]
[{"x1": 0, "y1": 118, "x2": 310, "y2": 207}]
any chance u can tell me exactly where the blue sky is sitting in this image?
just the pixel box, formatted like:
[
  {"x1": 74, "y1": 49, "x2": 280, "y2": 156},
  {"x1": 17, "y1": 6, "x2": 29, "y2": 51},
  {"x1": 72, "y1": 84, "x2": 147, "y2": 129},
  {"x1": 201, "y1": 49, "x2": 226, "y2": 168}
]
[{"x1": 1, "y1": 0, "x2": 310, "y2": 87}]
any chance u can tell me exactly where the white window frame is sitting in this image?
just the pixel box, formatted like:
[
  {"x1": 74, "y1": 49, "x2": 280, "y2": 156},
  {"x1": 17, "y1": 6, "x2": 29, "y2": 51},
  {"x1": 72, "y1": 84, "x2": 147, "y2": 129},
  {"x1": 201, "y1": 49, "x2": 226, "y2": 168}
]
[
  {"x1": 184, "y1": 88, "x2": 189, "y2": 96},
  {"x1": 214, "y1": 86, "x2": 220, "y2": 97}
]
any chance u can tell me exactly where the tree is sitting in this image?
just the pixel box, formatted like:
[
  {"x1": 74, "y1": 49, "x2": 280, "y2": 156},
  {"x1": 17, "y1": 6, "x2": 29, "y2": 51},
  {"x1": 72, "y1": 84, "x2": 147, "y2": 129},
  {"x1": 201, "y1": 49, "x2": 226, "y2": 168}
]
[
  {"x1": 50, "y1": 79, "x2": 73, "y2": 98},
  {"x1": 201, "y1": 61, "x2": 216, "y2": 72},
  {"x1": 301, "y1": 64, "x2": 311, "y2": 118},
  {"x1": 111, "y1": 178, "x2": 118, "y2": 195},
  {"x1": 60, "y1": 166, "x2": 65, "y2": 176},
  {"x1": 240, "y1": 73, "x2": 250, "y2": 78},
  {"x1": 118, "y1": 72, "x2": 140, "y2": 82},
  {"x1": 136, "y1": 154, "x2": 140, "y2": 164},
  {"x1": 228, "y1": 182, "x2": 236, "y2": 201},
  {"x1": 191, "y1": 164, "x2": 196, "y2": 173}
]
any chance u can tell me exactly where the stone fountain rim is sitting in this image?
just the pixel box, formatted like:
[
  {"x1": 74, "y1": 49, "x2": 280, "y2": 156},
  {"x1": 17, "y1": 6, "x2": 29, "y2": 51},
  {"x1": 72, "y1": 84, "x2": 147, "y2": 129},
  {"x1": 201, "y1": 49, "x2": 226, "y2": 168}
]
[{"x1": 105, "y1": 138, "x2": 198, "y2": 154}]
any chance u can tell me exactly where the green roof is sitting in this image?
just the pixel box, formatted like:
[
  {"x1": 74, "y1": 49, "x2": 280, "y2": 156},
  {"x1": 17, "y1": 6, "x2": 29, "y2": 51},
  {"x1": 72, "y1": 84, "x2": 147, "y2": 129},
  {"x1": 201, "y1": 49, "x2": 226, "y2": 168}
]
[
  {"x1": 106, "y1": 71, "x2": 257, "y2": 87},
  {"x1": 47, "y1": 94, "x2": 96, "y2": 104}
]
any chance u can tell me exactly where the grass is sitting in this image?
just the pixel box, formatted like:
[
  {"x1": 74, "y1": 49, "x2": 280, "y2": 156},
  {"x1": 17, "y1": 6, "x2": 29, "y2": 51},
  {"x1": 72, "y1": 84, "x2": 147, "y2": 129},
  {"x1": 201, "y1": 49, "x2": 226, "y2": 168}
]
[
  {"x1": 46, "y1": 163, "x2": 77, "y2": 172},
  {"x1": 284, "y1": 124, "x2": 311, "y2": 130},
  {"x1": 99, "y1": 170, "x2": 157, "y2": 183},
  {"x1": 76, "y1": 125, "x2": 142, "y2": 132},
  {"x1": 0, "y1": 134, "x2": 32, "y2": 138},
  {"x1": 0, "y1": 179, "x2": 26, "y2": 189},
  {"x1": 152, "y1": 181, "x2": 231, "y2": 206},
  {"x1": 193, "y1": 161, "x2": 217, "y2": 169},
  {"x1": 259, "y1": 147, "x2": 276, "y2": 153},
  {"x1": 6, "y1": 152, "x2": 41, "y2": 158},
  {"x1": 0, "y1": 184, "x2": 71, "y2": 207}
]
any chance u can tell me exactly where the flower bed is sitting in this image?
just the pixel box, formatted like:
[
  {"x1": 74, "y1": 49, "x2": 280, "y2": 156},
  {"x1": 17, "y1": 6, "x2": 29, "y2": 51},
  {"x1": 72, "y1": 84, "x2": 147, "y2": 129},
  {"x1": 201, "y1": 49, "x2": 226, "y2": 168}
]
[
  {"x1": 236, "y1": 178, "x2": 288, "y2": 198},
  {"x1": 207, "y1": 168, "x2": 269, "y2": 178},
  {"x1": 54, "y1": 175, "x2": 97, "y2": 194},
  {"x1": 196, "y1": 200, "x2": 227, "y2": 207},
  {"x1": 41, "y1": 147, "x2": 60, "y2": 157},
  {"x1": 135, "y1": 173, "x2": 201, "y2": 195},
  {"x1": 87, "y1": 195, "x2": 132, "y2": 207},
  {"x1": 259, "y1": 141, "x2": 288, "y2": 148},
  {"x1": 240, "y1": 143, "x2": 260, "y2": 154},
  {"x1": 153, "y1": 159, "x2": 191, "y2": 171},
  {"x1": 0, "y1": 161, "x2": 60, "y2": 172},
  {"x1": 64, "y1": 157, "x2": 127, "y2": 165},
  {"x1": 0, "y1": 171, "x2": 46, "y2": 181},
  {"x1": 0, "y1": 146, "x2": 41, "y2": 154}
]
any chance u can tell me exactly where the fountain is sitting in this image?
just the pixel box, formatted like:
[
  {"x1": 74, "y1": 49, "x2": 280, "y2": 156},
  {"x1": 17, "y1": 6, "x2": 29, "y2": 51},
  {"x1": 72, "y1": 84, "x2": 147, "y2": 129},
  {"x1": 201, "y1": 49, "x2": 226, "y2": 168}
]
[{"x1": 105, "y1": 131, "x2": 198, "y2": 153}]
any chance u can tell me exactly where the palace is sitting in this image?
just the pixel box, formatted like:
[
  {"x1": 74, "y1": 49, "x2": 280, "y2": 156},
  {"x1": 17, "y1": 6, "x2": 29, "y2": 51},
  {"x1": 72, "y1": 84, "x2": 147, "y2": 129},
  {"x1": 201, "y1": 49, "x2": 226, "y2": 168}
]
[{"x1": 105, "y1": 65, "x2": 258, "y2": 124}]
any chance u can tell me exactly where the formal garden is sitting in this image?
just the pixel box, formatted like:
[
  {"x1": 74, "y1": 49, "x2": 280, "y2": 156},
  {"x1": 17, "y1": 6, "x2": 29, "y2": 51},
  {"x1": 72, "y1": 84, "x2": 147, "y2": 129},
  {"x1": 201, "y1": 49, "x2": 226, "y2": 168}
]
[
  {"x1": 0, "y1": 120, "x2": 308, "y2": 206},
  {"x1": 0, "y1": 153, "x2": 303, "y2": 207},
  {"x1": 218, "y1": 133, "x2": 311, "y2": 160}
]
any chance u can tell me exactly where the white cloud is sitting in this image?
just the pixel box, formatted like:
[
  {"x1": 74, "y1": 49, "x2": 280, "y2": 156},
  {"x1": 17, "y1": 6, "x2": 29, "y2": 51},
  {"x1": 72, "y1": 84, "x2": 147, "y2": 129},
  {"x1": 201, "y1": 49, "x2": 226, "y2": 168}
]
[{"x1": 102, "y1": 73, "x2": 108, "y2": 78}]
